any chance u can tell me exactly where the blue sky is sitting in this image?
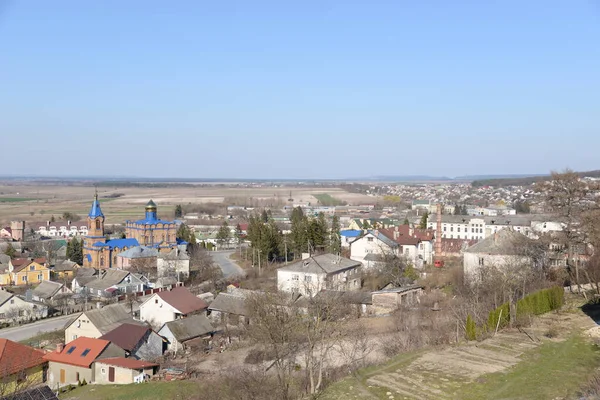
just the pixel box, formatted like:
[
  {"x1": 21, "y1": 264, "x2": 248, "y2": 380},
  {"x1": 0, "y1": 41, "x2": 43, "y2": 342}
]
[{"x1": 1, "y1": 1, "x2": 599, "y2": 179}]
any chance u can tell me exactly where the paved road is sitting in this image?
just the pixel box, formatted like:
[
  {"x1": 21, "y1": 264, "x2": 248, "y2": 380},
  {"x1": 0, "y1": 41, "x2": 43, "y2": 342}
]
[
  {"x1": 211, "y1": 250, "x2": 245, "y2": 278},
  {"x1": 0, "y1": 314, "x2": 74, "y2": 342}
]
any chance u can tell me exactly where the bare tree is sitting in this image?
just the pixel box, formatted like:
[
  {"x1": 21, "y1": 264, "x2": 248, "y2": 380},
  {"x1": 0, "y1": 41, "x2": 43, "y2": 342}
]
[{"x1": 537, "y1": 170, "x2": 599, "y2": 292}]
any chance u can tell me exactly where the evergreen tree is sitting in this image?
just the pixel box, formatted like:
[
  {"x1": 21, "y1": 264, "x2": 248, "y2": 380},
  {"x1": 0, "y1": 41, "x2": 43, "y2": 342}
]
[
  {"x1": 3, "y1": 243, "x2": 16, "y2": 258},
  {"x1": 453, "y1": 204, "x2": 461, "y2": 215},
  {"x1": 461, "y1": 204, "x2": 468, "y2": 215},
  {"x1": 216, "y1": 221, "x2": 231, "y2": 248},
  {"x1": 50, "y1": 215, "x2": 55, "y2": 223},
  {"x1": 362, "y1": 220, "x2": 371, "y2": 230},
  {"x1": 174, "y1": 204, "x2": 183, "y2": 218},
  {"x1": 403, "y1": 218, "x2": 410, "y2": 225},
  {"x1": 261, "y1": 209, "x2": 269, "y2": 223},
  {"x1": 329, "y1": 215, "x2": 341, "y2": 255},
  {"x1": 419, "y1": 212, "x2": 429, "y2": 230},
  {"x1": 290, "y1": 207, "x2": 307, "y2": 258},
  {"x1": 177, "y1": 224, "x2": 196, "y2": 244},
  {"x1": 68, "y1": 239, "x2": 83, "y2": 265}
]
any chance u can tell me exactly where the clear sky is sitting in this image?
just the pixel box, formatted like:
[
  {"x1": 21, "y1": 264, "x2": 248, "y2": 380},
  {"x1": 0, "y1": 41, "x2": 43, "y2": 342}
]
[{"x1": 1, "y1": 1, "x2": 599, "y2": 179}]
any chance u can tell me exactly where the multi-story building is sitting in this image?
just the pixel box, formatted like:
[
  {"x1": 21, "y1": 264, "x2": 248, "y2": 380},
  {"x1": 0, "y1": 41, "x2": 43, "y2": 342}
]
[{"x1": 34, "y1": 222, "x2": 88, "y2": 237}]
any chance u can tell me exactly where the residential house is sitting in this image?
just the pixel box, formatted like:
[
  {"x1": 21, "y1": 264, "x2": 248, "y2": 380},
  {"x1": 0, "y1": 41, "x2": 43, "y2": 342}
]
[
  {"x1": 340, "y1": 230, "x2": 362, "y2": 248},
  {"x1": 139, "y1": 287, "x2": 208, "y2": 328},
  {"x1": 157, "y1": 248, "x2": 190, "y2": 279},
  {"x1": 70, "y1": 268, "x2": 98, "y2": 293},
  {"x1": 52, "y1": 260, "x2": 80, "y2": 281},
  {"x1": 44, "y1": 337, "x2": 125, "y2": 387},
  {"x1": 463, "y1": 229, "x2": 533, "y2": 281},
  {"x1": 8, "y1": 258, "x2": 50, "y2": 286},
  {"x1": 64, "y1": 303, "x2": 145, "y2": 343},
  {"x1": 33, "y1": 222, "x2": 88, "y2": 238},
  {"x1": 93, "y1": 358, "x2": 159, "y2": 385},
  {"x1": 158, "y1": 314, "x2": 215, "y2": 354},
  {"x1": 379, "y1": 226, "x2": 435, "y2": 266},
  {"x1": 0, "y1": 227, "x2": 12, "y2": 240},
  {"x1": 99, "y1": 323, "x2": 164, "y2": 360},
  {"x1": 349, "y1": 231, "x2": 399, "y2": 265},
  {"x1": 82, "y1": 269, "x2": 146, "y2": 298},
  {"x1": 0, "y1": 290, "x2": 48, "y2": 324},
  {"x1": 277, "y1": 254, "x2": 362, "y2": 297},
  {"x1": 0, "y1": 339, "x2": 47, "y2": 395},
  {"x1": 115, "y1": 246, "x2": 158, "y2": 270},
  {"x1": 31, "y1": 281, "x2": 72, "y2": 303},
  {"x1": 208, "y1": 289, "x2": 250, "y2": 325}
]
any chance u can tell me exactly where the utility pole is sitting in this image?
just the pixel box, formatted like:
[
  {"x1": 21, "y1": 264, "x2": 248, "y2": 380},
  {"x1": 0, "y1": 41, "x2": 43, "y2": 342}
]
[{"x1": 284, "y1": 239, "x2": 288, "y2": 265}]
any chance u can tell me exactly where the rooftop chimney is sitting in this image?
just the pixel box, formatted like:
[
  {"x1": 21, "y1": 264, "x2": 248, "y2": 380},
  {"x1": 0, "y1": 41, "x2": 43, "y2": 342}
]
[{"x1": 56, "y1": 343, "x2": 64, "y2": 353}]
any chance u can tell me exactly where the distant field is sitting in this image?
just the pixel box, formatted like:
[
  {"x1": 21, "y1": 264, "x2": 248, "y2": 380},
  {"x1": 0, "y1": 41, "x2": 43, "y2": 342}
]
[
  {"x1": 313, "y1": 193, "x2": 347, "y2": 206},
  {"x1": 0, "y1": 197, "x2": 36, "y2": 202},
  {"x1": 0, "y1": 183, "x2": 379, "y2": 225}
]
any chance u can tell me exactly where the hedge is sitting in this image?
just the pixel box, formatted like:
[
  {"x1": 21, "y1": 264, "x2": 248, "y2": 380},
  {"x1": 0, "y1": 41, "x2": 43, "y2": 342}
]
[{"x1": 467, "y1": 286, "x2": 564, "y2": 341}]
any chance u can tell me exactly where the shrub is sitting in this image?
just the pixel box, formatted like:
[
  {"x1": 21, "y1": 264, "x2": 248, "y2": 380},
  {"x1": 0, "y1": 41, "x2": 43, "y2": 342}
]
[
  {"x1": 487, "y1": 302, "x2": 510, "y2": 332},
  {"x1": 465, "y1": 315, "x2": 477, "y2": 341}
]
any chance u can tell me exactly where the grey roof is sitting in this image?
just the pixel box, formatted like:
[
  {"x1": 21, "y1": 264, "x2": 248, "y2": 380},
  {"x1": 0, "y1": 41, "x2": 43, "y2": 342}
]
[
  {"x1": 372, "y1": 284, "x2": 424, "y2": 295},
  {"x1": 74, "y1": 303, "x2": 146, "y2": 334},
  {"x1": 369, "y1": 230, "x2": 399, "y2": 248},
  {"x1": 158, "y1": 248, "x2": 190, "y2": 260},
  {"x1": 278, "y1": 254, "x2": 361, "y2": 275},
  {"x1": 154, "y1": 276, "x2": 177, "y2": 288},
  {"x1": 53, "y1": 260, "x2": 79, "y2": 272},
  {"x1": 118, "y1": 246, "x2": 159, "y2": 259},
  {"x1": 84, "y1": 269, "x2": 131, "y2": 291},
  {"x1": 163, "y1": 314, "x2": 214, "y2": 342},
  {"x1": 463, "y1": 229, "x2": 532, "y2": 255},
  {"x1": 428, "y1": 213, "x2": 559, "y2": 226},
  {"x1": 0, "y1": 290, "x2": 14, "y2": 307},
  {"x1": 32, "y1": 281, "x2": 64, "y2": 300},
  {"x1": 363, "y1": 253, "x2": 384, "y2": 262},
  {"x1": 208, "y1": 292, "x2": 248, "y2": 316},
  {"x1": 74, "y1": 268, "x2": 98, "y2": 286}
]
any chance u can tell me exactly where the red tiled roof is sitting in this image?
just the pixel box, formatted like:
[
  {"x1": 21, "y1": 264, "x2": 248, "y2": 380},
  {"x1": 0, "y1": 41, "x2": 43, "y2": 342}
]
[
  {"x1": 99, "y1": 323, "x2": 150, "y2": 352},
  {"x1": 379, "y1": 227, "x2": 428, "y2": 246},
  {"x1": 441, "y1": 238, "x2": 477, "y2": 252},
  {"x1": 44, "y1": 337, "x2": 110, "y2": 368},
  {"x1": 156, "y1": 287, "x2": 208, "y2": 314},
  {"x1": 95, "y1": 357, "x2": 158, "y2": 370},
  {"x1": 10, "y1": 258, "x2": 28, "y2": 267},
  {"x1": 0, "y1": 339, "x2": 46, "y2": 377}
]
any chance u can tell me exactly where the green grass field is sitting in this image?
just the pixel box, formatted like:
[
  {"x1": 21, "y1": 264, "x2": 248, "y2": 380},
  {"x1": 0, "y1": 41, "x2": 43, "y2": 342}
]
[
  {"x1": 60, "y1": 381, "x2": 200, "y2": 400},
  {"x1": 313, "y1": 193, "x2": 347, "y2": 206}
]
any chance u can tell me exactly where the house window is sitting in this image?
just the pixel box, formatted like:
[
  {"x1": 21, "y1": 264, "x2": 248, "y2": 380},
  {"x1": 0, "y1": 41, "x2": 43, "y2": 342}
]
[
  {"x1": 22, "y1": 276, "x2": 27, "y2": 282},
  {"x1": 100, "y1": 257, "x2": 104, "y2": 267},
  {"x1": 30, "y1": 265, "x2": 35, "y2": 271},
  {"x1": 75, "y1": 372, "x2": 80, "y2": 382},
  {"x1": 367, "y1": 237, "x2": 374, "y2": 242},
  {"x1": 443, "y1": 227, "x2": 447, "y2": 232},
  {"x1": 72, "y1": 335, "x2": 78, "y2": 340},
  {"x1": 478, "y1": 257, "x2": 485, "y2": 266},
  {"x1": 292, "y1": 274, "x2": 299, "y2": 281},
  {"x1": 96, "y1": 220, "x2": 100, "y2": 230},
  {"x1": 10, "y1": 299, "x2": 14, "y2": 304},
  {"x1": 101, "y1": 368, "x2": 106, "y2": 374},
  {"x1": 38, "y1": 273, "x2": 43, "y2": 281},
  {"x1": 304, "y1": 275, "x2": 312, "y2": 282}
]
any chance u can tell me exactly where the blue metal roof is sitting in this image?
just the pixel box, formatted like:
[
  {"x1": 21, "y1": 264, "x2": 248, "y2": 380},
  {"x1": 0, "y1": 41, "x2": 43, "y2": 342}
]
[
  {"x1": 133, "y1": 218, "x2": 175, "y2": 225},
  {"x1": 340, "y1": 230, "x2": 362, "y2": 238},
  {"x1": 88, "y1": 199, "x2": 104, "y2": 218},
  {"x1": 92, "y1": 238, "x2": 139, "y2": 249}
]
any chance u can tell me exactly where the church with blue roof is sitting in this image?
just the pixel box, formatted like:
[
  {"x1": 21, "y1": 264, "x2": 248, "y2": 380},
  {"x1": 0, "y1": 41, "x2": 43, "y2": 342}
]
[{"x1": 83, "y1": 195, "x2": 182, "y2": 269}]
